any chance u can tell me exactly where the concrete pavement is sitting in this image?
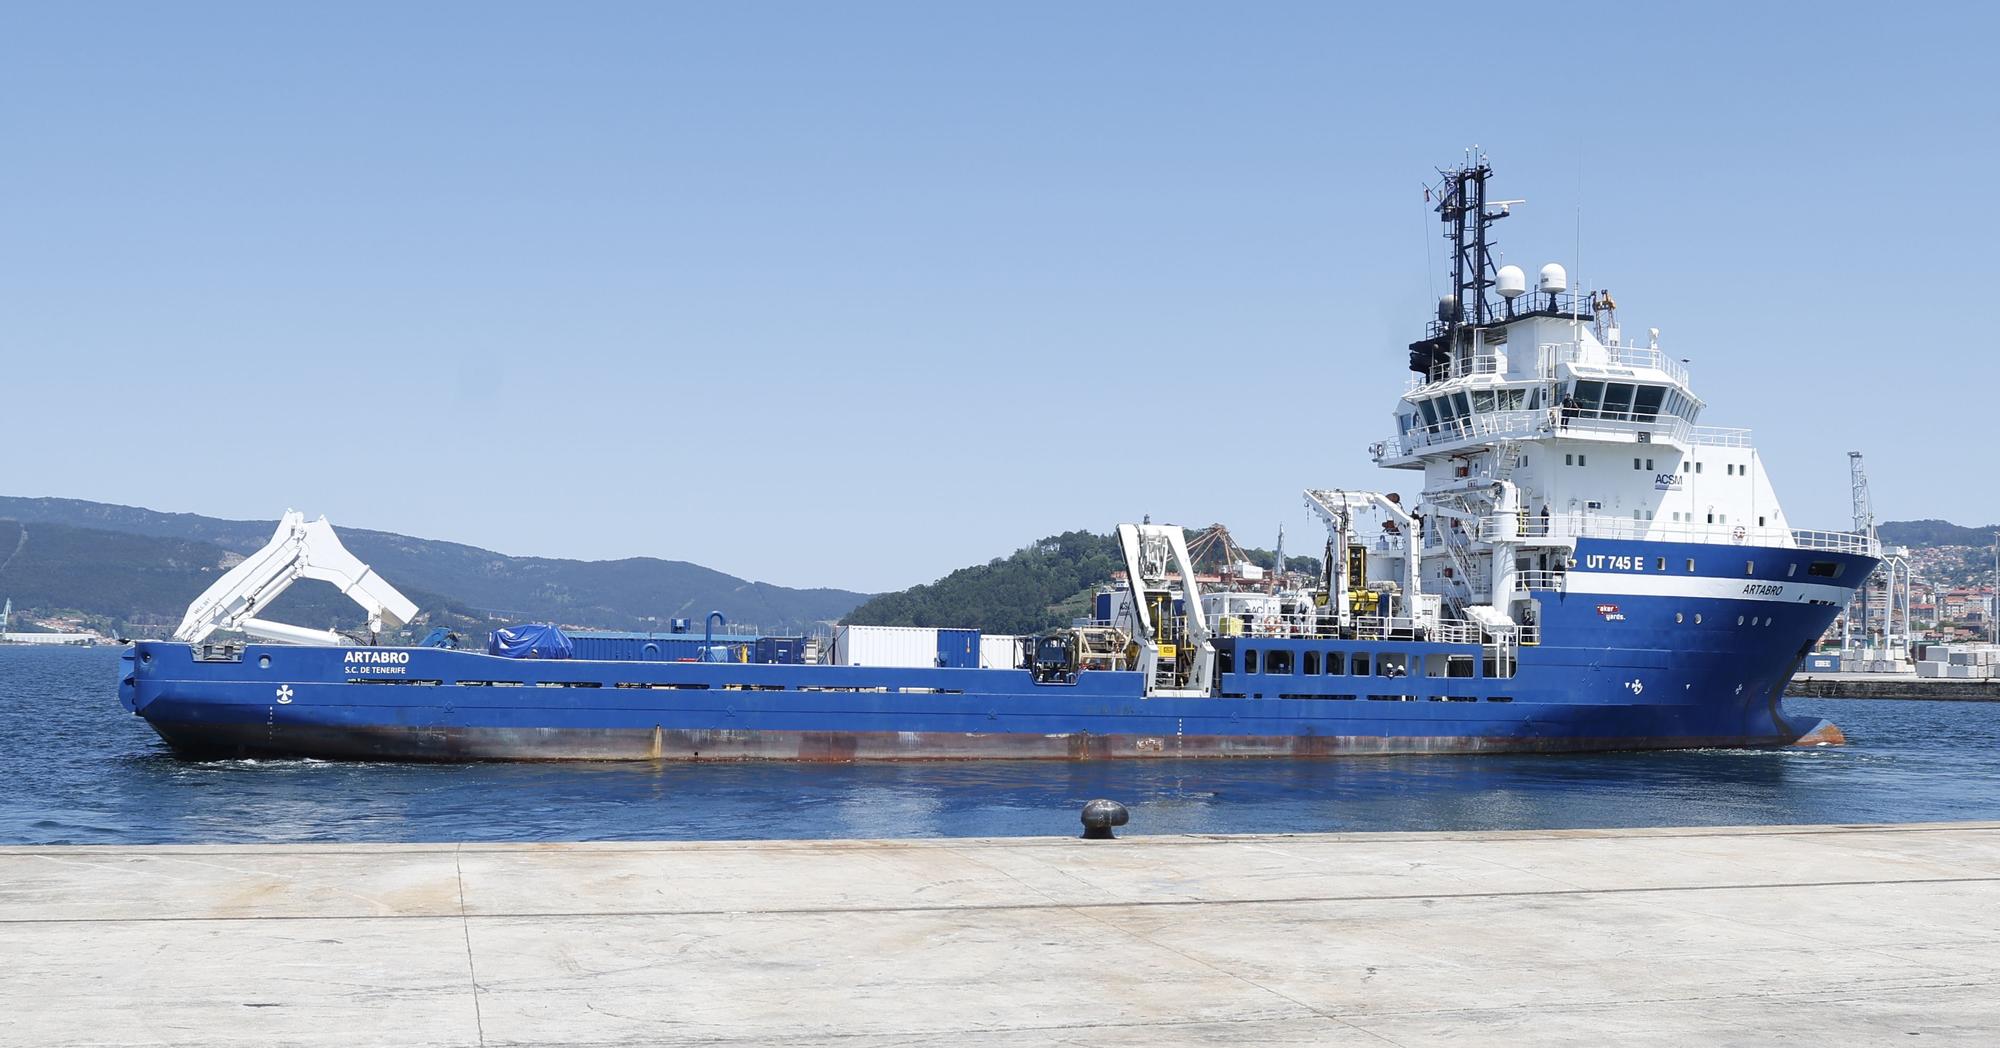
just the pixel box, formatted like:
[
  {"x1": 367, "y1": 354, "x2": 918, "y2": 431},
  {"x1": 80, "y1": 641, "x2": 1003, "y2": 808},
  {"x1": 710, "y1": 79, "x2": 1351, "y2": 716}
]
[{"x1": 4, "y1": 822, "x2": 1999, "y2": 1046}]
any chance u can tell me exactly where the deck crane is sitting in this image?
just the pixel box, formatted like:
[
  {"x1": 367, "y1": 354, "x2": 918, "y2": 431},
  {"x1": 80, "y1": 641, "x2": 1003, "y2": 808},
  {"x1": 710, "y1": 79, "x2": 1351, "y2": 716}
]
[
  {"x1": 173, "y1": 511, "x2": 418, "y2": 646},
  {"x1": 1114, "y1": 523, "x2": 1216, "y2": 695}
]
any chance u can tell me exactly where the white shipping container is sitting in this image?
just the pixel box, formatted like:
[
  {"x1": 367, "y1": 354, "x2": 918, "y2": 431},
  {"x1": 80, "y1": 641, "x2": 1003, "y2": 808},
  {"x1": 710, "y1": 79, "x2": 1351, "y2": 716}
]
[
  {"x1": 834, "y1": 625, "x2": 939, "y2": 668},
  {"x1": 1917, "y1": 660, "x2": 1945, "y2": 678},
  {"x1": 979, "y1": 634, "x2": 1025, "y2": 669}
]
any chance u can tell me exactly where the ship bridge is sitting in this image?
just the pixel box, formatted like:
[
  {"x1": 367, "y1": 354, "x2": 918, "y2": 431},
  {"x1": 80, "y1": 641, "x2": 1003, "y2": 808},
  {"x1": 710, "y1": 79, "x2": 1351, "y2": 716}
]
[{"x1": 1345, "y1": 155, "x2": 1877, "y2": 647}]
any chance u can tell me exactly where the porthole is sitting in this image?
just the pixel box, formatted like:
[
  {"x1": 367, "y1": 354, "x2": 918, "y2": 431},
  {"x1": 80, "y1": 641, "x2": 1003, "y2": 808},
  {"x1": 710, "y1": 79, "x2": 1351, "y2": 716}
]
[
  {"x1": 1675, "y1": 612, "x2": 1684, "y2": 624},
  {"x1": 1736, "y1": 616, "x2": 1745, "y2": 626},
  {"x1": 258, "y1": 654, "x2": 272, "y2": 669},
  {"x1": 1695, "y1": 614, "x2": 1703, "y2": 624}
]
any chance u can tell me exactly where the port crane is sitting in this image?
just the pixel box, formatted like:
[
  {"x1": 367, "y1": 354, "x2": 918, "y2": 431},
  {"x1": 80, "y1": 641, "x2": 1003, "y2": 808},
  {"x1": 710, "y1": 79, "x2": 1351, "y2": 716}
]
[
  {"x1": 1843, "y1": 453, "x2": 1912, "y2": 664},
  {"x1": 174, "y1": 511, "x2": 418, "y2": 646}
]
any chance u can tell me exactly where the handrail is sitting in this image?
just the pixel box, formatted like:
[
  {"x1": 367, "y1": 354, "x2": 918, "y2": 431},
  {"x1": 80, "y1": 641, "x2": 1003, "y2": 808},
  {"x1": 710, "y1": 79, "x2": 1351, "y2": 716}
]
[
  {"x1": 1380, "y1": 408, "x2": 1751, "y2": 460},
  {"x1": 1473, "y1": 512, "x2": 1877, "y2": 554},
  {"x1": 1546, "y1": 341, "x2": 1690, "y2": 388},
  {"x1": 1513, "y1": 571, "x2": 1566, "y2": 592}
]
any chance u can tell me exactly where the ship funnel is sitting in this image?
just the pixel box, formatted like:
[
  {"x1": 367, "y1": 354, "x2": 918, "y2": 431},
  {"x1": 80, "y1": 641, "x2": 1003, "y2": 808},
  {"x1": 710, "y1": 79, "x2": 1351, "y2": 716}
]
[
  {"x1": 1537, "y1": 263, "x2": 1568, "y2": 294},
  {"x1": 1496, "y1": 265, "x2": 1526, "y2": 300}
]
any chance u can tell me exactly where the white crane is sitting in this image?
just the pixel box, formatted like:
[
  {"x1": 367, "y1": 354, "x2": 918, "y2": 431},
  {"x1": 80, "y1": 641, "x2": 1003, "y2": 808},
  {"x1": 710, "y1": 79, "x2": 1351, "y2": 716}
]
[{"x1": 174, "y1": 511, "x2": 418, "y2": 646}]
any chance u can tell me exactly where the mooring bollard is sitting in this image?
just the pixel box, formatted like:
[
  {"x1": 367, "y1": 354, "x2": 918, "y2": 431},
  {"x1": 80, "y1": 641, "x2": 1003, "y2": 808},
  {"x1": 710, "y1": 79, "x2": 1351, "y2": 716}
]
[{"x1": 1080, "y1": 798, "x2": 1129, "y2": 840}]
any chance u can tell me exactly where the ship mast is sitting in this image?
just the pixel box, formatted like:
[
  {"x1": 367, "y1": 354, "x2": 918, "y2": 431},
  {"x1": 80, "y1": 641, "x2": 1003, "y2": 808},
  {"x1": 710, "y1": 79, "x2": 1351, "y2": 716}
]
[{"x1": 1410, "y1": 154, "x2": 1519, "y2": 377}]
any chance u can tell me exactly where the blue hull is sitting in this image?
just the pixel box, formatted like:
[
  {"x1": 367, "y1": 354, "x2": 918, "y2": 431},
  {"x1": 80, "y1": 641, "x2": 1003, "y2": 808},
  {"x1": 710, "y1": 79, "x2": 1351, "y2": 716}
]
[
  {"x1": 117, "y1": 536, "x2": 1864, "y2": 756},
  {"x1": 118, "y1": 541, "x2": 1866, "y2": 760}
]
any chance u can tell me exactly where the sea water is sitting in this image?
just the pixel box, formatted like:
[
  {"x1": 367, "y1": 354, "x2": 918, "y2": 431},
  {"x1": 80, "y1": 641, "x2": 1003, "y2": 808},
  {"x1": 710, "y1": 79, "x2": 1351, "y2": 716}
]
[{"x1": 4, "y1": 645, "x2": 1997, "y2": 845}]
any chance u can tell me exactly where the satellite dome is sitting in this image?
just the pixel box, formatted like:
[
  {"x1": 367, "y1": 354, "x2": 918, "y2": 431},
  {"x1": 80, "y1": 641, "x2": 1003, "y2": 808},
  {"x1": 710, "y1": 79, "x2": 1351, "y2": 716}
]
[
  {"x1": 1496, "y1": 265, "x2": 1526, "y2": 300},
  {"x1": 1538, "y1": 263, "x2": 1568, "y2": 294}
]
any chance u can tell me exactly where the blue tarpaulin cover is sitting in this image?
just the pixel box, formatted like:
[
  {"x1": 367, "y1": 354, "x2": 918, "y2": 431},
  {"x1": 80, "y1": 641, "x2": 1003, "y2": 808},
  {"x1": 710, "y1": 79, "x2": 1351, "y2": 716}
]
[{"x1": 487, "y1": 624, "x2": 574, "y2": 660}]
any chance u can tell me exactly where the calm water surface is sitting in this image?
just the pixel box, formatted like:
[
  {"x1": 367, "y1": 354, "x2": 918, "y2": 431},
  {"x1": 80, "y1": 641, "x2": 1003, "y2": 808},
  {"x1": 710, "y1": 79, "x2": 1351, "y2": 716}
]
[{"x1": 4, "y1": 646, "x2": 1998, "y2": 845}]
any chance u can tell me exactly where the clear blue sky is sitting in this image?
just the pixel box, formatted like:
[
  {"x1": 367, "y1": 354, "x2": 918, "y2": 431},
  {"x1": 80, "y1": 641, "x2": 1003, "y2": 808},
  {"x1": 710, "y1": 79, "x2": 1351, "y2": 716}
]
[{"x1": 4, "y1": 3, "x2": 1993, "y2": 591}]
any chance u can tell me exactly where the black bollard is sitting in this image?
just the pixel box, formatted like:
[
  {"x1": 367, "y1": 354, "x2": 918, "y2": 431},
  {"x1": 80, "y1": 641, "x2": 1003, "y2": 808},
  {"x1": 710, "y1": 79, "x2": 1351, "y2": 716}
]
[{"x1": 1080, "y1": 798, "x2": 1129, "y2": 840}]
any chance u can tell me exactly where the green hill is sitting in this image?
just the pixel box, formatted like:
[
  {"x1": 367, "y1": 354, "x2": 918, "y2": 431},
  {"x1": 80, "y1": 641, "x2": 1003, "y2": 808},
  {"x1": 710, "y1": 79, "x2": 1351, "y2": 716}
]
[
  {"x1": 1879, "y1": 520, "x2": 2000, "y2": 548},
  {"x1": 0, "y1": 497, "x2": 867, "y2": 635},
  {"x1": 841, "y1": 528, "x2": 1322, "y2": 635}
]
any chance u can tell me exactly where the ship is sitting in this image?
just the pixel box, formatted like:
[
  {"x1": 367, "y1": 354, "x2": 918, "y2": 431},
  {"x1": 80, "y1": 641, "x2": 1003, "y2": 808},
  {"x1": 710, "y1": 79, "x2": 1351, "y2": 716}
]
[{"x1": 119, "y1": 158, "x2": 1879, "y2": 761}]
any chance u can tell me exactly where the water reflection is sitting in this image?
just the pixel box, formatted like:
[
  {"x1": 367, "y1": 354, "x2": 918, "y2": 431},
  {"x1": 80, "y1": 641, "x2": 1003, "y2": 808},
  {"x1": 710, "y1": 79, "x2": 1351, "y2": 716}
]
[{"x1": 5, "y1": 646, "x2": 1999, "y2": 845}]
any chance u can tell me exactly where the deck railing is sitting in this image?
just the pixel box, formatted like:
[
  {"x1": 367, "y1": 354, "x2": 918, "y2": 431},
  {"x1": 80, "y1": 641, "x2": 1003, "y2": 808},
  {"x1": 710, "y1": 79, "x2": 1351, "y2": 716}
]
[
  {"x1": 1380, "y1": 410, "x2": 1750, "y2": 461},
  {"x1": 1473, "y1": 512, "x2": 1876, "y2": 554}
]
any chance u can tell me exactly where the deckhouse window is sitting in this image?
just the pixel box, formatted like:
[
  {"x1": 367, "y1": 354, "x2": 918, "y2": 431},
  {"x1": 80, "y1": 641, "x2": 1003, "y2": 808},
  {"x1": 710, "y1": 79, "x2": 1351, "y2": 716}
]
[
  {"x1": 1808, "y1": 561, "x2": 1846, "y2": 579},
  {"x1": 1633, "y1": 385, "x2": 1666, "y2": 421},
  {"x1": 1303, "y1": 651, "x2": 1320, "y2": 675},
  {"x1": 1572, "y1": 380, "x2": 1605, "y2": 413},
  {"x1": 1268, "y1": 650, "x2": 1293, "y2": 675},
  {"x1": 1602, "y1": 383, "x2": 1637, "y2": 420},
  {"x1": 1244, "y1": 649, "x2": 1259, "y2": 674}
]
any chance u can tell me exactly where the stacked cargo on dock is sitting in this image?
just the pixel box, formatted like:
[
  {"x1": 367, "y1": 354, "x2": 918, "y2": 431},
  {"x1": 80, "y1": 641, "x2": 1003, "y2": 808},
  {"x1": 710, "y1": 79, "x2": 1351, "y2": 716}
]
[{"x1": 1915, "y1": 645, "x2": 2000, "y2": 679}]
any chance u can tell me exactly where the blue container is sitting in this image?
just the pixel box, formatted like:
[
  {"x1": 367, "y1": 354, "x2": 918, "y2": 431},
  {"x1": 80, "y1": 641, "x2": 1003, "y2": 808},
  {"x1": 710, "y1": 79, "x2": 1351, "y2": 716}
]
[
  {"x1": 936, "y1": 628, "x2": 979, "y2": 669},
  {"x1": 1803, "y1": 654, "x2": 1842, "y2": 672},
  {"x1": 1094, "y1": 592, "x2": 1113, "y2": 624},
  {"x1": 569, "y1": 632, "x2": 760, "y2": 662}
]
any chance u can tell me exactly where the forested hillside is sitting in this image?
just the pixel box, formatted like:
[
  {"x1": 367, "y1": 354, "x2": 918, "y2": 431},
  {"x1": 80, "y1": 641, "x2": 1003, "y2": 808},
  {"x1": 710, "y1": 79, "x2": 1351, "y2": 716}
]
[
  {"x1": 0, "y1": 497, "x2": 867, "y2": 635},
  {"x1": 842, "y1": 528, "x2": 1323, "y2": 635}
]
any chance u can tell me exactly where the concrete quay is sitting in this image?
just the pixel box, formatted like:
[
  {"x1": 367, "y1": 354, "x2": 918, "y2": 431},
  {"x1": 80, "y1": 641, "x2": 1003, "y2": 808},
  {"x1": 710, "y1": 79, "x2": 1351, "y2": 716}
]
[
  {"x1": 5, "y1": 822, "x2": 2000, "y2": 1047},
  {"x1": 1790, "y1": 672, "x2": 2000, "y2": 701}
]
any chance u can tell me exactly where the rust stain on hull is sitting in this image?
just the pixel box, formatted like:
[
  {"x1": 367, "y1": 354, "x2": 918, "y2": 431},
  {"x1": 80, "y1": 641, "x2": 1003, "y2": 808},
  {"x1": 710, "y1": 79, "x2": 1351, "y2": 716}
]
[{"x1": 146, "y1": 720, "x2": 1844, "y2": 764}]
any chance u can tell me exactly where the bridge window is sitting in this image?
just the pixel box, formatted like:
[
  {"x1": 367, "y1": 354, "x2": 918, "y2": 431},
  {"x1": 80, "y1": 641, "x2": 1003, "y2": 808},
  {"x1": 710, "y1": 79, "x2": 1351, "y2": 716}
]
[
  {"x1": 1268, "y1": 650, "x2": 1293, "y2": 675},
  {"x1": 1303, "y1": 651, "x2": 1320, "y2": 675},
  {"x1": 1351, "y1": 653, "x2": 1371, "y2": 675},
  {"x1": 1633, "y1": 385, "x2": 1666, "y2": 421},
  {"x1": 1244, "y1": 649, "x2": 1259, "y2": 674},
  {"x1": 1326, "y1": 651, "x2": 1345, "y2": 674},
  {"x1": 1573, "y1": 380, "x2": 1605, "y2": 412},
  {"x1": 1602, "y1": 382, "x2": 1637, "y2": 420}
]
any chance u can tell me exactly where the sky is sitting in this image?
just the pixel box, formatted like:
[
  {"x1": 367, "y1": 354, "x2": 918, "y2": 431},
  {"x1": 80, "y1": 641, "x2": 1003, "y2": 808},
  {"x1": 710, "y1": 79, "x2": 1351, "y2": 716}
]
[{"x1": 3, "y1": 3, "x2": 1994, "y2": 592}]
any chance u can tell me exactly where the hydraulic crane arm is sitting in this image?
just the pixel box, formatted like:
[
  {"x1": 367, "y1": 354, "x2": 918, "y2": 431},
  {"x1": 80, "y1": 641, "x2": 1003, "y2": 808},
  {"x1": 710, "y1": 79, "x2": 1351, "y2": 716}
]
[{"x1": 173, "y1": 511, "x2": 419, "y2": 646}]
